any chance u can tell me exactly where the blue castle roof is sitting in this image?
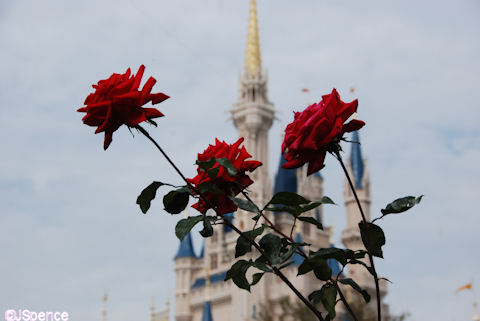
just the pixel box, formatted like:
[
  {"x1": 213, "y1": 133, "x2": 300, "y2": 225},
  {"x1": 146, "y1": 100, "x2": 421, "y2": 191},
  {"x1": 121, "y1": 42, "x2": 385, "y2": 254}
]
[
  {"x1": 223, "y1": 212, "x2": 234, "y2": 233},
  {"x1": 174, "y1": 232, "x2": 196, "y2": 259},
  {"x1": 291, "y1": 233, "x2": 305, "y2": 265},
  {"x1": 202, "y1": 301, "x2": 213, "y2": 321},
  {"x1": 273, "y1": 154, "x2": 297, "y2": 194},
  {"x1": 350, "y1": 131, "x2": 364, "y2": 189},
  {"x1": 191, "y1": 271, "x2": 227, "y2": 289}
]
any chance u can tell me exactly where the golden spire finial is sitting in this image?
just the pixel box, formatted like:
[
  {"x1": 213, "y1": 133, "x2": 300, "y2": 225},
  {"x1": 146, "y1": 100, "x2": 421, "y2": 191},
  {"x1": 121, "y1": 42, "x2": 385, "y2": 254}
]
[
  {"x1": 245, "y1": 0, "x2": 261, "y2": 76},
  {"x1": 102, "y1": 292, "x2": 108, "y2": 321},
  {"x1": 150, "y1": 297, "x2": 155, "y2": 321}
]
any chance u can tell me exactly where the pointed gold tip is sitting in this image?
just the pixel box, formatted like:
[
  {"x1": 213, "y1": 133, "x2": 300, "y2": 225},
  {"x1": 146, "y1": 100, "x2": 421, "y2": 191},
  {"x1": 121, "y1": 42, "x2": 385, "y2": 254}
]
[{"x1": 245, "y1": 0, "x2": 262, "y2": 76}]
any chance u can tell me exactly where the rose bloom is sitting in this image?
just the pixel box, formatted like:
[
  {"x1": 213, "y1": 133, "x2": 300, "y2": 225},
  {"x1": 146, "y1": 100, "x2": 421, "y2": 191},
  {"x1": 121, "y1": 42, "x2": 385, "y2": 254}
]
[
  {"x1": 281, "y1": 88, "x2": 365, "y2": 175},
  {"x1": 78, "y1": 65, "x2": 169, "y2": 149},
  {"x1": 188, "y1": 138, "x2": 262, "y2": 215}
]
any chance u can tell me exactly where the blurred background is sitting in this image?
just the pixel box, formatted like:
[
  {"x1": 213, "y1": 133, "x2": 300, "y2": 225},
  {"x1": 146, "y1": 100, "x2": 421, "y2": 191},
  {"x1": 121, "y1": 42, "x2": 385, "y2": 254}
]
[{"x1": 0, "y1": 0, "x2": 479, "y2": 320}]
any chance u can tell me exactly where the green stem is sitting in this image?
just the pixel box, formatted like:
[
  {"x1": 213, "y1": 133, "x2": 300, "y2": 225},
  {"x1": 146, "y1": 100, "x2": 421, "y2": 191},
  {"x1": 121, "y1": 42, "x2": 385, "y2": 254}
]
[
  {"x1": 334, "y1": 150, "x2": 382, "y2": 321},
  {"x1": 240, "y1": 191, "x2": 307, "y2": 259},
  {"x1": 333, "y1": 281, "x2": 360, "y2": 321},
  {"x1": 136, "y1": 125, "x2": 324, "y2": 321}
]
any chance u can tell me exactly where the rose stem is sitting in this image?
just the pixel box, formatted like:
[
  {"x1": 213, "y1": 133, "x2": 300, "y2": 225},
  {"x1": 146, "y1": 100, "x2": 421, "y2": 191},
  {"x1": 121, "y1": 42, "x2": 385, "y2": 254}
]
[
  {"x1": 333, "y1": 281, "x2": 360, "y2": 321},
  {"x1": 136, "y1": 125, "x2": 324, "y2": 321},
  {"x1": 334, "y1": 150, "x2": 381, "y2": 321},
  {"x1": 240, "y1": 191, "x2": 307, "y2": 259}
]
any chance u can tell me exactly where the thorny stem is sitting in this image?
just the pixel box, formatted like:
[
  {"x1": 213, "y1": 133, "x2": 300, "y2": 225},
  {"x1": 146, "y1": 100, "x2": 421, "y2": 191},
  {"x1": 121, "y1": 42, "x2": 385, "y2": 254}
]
[
  {"x1": 290, "y1": 217, "x2": 297, "y2": 240},
  {"x1": 334, "y1": 150, "x2": 382, "y2": 321},
  {"x1": 136, "y1": 125, "x2": 324, "y2": 321},
  {"x1": 240, "y1": 191, "x2": 307, "y2": 259},
  {"x1": 333, "y1": 281, "x2": 360, "y2": 321}
]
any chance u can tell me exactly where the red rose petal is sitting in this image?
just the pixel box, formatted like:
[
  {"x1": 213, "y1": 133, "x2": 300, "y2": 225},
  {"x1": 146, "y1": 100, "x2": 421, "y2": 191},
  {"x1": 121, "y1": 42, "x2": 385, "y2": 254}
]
[{"x1": 280, "y1": 88, "x2": 365, "y2": 175}]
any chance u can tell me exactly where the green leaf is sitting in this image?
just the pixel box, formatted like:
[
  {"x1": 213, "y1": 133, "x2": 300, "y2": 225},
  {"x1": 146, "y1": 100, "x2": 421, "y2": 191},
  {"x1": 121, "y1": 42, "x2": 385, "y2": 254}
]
[
  {"x1": 279, "y1": 243, "x2": 299, "y2": 264},
  {"x1": 225, "y1": 260, "x2": 253, "y2": 291},
  {"x1": 198, "y1": 182, "x2": 223, "y2": 195},
  {"x1": 359, "y1": 222, "x2": 386, "y2": 258},
  {"x1": 175, "y1": 186, "x2": 194, "y2": 195},
  {"x1": 146, "y1": 119, "x2": 158, "y2": 127},
  {"x1": 297, "y1": 216, "x2": 323, "y2": 230},
  {"x1": 310, "y1": 247, "x2": 355, "y2": 266},
  {"x1": 230, "y1": 197, "x2": 260, "y2": 213},
  {"x1": 207, "y1": 167, "x2": 219, "y2": 179},
  {"x1": 252, "y1": 260, "x2": 272, "y2": 272},
  {"x1": 175, "y1": 215, "x2": 203, "y2": 241},
  {"x1": 199, "y1": 217, "x2": 214, "y2": 237},
  {"x1": 136, "y1": 181, "x2": 165, "y2": 214},
  {"x1": 251, "y1": 272, "x2": 264, "y2": 286},
  {"x1": 196, "y1": 157, "x2": 216, "y2": 170},
  {"x1": 313, "y1": 261, "x2": 332, "y2": 281},
  {"x1": 322, "y1": 284, "x2": 337, "y2": 319},
  {"x1": 297, "y1": 256, "x2": 332, "y2": 281},
  {"x1": 259, "y1": 233, "x2": 284, "y2": 266},
  {"x1": 235, "y1": 226, "x2": 265, "y2": 258},
  {"x1": 308, "y1": 290, "x2": 322, "y2": 304},
  {"x1": 381, "y1": 195, "x2": 423, "y2": 215},
  {"x1": 264, "y1": 196, "x2": 335, "y2": 217},
  {"x1": 320, "y1": 196, "x2": 336, "y2": 205},
  {"x1": 339, "y1": 278, "x2": 371, "y2": 303},
  {"x1": 216, "y1": 158, "x2": 238, "y2": 176},
  {"x1": 349, "y1": 259, "x2": 374, "y2": 275},
  {"x1": 163, "y1": 190, "x2": 190, "y2": 214},
  {"x1": 308, "y1": 284, "x2": 337, "y2": 319},
  {"x1": 266, "y1": 192, "x2": 310, "y2": 207}
]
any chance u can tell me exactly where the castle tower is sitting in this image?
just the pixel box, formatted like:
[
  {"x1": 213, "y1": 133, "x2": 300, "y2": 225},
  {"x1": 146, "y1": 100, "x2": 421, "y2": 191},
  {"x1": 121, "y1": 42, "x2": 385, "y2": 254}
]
[
  {"x1": 342, "y1": 130, "x2": 372, "y2": 287},
  {"x1": 341, "y1": 131, "x2": 388, "y2": 318},
  {"x1": 174, "y1": 232, "x2": 197, "y2": 321},
  {"x1": 173, "y1": 2, "x2": 388, "y2": 320},
  {"x1": 231, "y1": 0, "x2": 275, "y2": 207}
]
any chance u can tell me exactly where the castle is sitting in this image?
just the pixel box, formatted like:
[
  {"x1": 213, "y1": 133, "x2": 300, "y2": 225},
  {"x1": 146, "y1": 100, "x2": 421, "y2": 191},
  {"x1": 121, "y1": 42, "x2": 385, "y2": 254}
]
[{"x1": 173, "y1": 1, "x2": 388, "y2": 320}]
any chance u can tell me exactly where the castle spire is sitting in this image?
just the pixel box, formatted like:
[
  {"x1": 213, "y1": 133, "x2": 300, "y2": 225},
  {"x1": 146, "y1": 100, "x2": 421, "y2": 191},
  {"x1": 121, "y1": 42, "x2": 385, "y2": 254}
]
[
  {"x1": 350, "y1": 131, "x2": 364, "y2": 189},
  {"x1": 232, "y1": 0, "x2": 274, "y2": 208},
  {"x1": 245, "y1": 0, "x2": 261, "y2": 76},
  {"x1": 174, "y1": 209, "x2": 197, "y2": 259},
  {"x1": 102, "y1": 292, "x2": 108, "y2": 321}
]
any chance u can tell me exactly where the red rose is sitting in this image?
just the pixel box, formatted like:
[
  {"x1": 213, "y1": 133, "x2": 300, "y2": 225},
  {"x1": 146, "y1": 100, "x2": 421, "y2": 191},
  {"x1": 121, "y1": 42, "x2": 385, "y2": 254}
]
[
  {"x1": 281, "y1": 88, "x2": 365, "y2": 175},
  {"x1": 187, "y1": 138, "x2": 262, "y2": 215},
  {"x1": 78, "y1": 65, "x2": 169, "y2": 149}
]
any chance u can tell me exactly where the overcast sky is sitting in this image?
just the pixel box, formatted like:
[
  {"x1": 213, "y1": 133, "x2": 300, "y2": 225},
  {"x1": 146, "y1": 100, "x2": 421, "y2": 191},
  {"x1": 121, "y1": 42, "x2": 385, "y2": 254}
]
[{"x1": 1, "y1": 0, "x2": 479, "y2": 321}]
